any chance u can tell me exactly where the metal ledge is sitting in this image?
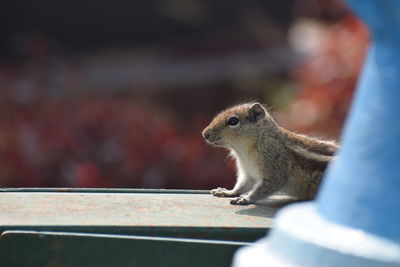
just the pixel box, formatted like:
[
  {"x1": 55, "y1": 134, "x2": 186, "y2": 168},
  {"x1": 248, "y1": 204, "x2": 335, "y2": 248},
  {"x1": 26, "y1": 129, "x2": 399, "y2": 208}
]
[
  {"x1": 0, "y1": 230, "x2": 248, "y2": 267},
  {"x1": 0, "y1": 189, "x2": 281, "y2": 242}
]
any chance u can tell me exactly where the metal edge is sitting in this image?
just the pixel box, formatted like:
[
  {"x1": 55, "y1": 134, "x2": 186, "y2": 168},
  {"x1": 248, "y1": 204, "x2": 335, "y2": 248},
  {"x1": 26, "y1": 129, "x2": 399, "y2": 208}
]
[{"x1": 0, "y1": 188, "x2": 210, "y2": 194}]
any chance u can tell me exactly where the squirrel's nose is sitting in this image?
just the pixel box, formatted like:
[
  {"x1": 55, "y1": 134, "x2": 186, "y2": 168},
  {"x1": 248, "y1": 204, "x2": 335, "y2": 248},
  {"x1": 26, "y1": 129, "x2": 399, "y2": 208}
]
[{"x1": 203, "y1": 132, "x2": 210, "y2": 140}]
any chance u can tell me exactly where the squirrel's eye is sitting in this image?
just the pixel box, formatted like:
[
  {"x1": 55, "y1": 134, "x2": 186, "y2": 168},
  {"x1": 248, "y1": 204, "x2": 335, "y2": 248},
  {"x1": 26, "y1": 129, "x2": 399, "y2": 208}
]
[{"x1": 227, "y1": 117, "x2": 239, "y2": 126}]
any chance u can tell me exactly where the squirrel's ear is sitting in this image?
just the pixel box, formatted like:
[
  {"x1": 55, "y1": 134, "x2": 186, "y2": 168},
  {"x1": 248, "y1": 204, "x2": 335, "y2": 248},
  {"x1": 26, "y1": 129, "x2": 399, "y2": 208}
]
[{"x1": 248, "y1": 103, "x2": 265, "y2": 122}]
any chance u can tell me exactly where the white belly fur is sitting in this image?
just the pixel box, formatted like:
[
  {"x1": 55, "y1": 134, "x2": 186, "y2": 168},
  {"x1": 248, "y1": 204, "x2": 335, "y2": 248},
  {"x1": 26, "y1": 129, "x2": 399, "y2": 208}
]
[{"x1": 231, "y1": 149, "x2": 262, "y2": 181}]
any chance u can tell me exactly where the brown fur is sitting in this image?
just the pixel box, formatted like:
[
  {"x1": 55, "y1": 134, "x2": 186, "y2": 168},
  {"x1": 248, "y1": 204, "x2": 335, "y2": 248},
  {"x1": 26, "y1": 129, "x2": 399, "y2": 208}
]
[{"x1": 202, "y1": 102, "x2": 339, "y2": 205}]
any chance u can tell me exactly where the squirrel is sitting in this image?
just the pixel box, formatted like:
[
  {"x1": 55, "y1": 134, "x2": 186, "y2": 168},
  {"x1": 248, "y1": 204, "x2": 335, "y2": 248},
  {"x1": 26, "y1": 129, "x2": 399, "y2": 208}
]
[{"x1": 202, "y1": 102, "x2": 339, "y2": 205}]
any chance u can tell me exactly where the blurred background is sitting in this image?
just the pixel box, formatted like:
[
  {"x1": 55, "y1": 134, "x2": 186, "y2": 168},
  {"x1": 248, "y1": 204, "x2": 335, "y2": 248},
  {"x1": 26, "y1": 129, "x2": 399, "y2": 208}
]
[{"x1": 0, "y1": 0, "x2": 368, "y2": 189}]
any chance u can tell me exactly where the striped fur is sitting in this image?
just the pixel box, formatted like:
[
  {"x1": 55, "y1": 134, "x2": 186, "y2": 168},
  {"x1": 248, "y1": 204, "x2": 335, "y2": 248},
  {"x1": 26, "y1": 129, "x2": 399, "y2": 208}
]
[{"x1": 203, "y1": 102, "x2": 339, "y2": 205}]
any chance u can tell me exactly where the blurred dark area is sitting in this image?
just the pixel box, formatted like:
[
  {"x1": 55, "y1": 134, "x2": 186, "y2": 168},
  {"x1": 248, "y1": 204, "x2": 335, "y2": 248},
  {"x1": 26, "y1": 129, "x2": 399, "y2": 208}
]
[{"x1": 0, "y1": 0, "x2": 368, "y2": 189}]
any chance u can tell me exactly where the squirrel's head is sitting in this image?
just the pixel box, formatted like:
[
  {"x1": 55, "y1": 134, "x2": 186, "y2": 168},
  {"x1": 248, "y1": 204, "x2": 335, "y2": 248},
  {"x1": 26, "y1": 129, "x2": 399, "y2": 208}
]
[{"x1": 202, "y1": 102, "x2": 277, "y2": 148}]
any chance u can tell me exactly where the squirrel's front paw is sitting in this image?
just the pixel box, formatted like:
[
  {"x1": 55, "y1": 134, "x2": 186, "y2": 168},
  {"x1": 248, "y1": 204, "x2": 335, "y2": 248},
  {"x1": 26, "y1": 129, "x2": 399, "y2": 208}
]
[
  {"x1": 211, "y1": 187, "x2": 235, "y2": 197},
  {"x1": 229, "y1": 196, "x2": 251, "y2": 205}
]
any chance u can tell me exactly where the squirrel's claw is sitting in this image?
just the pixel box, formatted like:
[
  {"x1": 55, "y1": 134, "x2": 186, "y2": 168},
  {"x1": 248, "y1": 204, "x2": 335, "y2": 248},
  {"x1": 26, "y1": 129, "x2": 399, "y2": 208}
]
[
  {"x1": 229, "y1": 196, "x2": 251, "y2": 205},
  {"x1": 211, "y1": 187, "x2": 241, "y2": 197},
  {"x1": 211, "y1": 187, "x2": 229, "y2": 197}
]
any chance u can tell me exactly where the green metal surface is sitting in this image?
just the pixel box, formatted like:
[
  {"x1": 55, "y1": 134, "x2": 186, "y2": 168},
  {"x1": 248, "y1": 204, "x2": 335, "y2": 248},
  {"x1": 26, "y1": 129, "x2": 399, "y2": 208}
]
[
  {"x1": 0, "y1": 230, "x2": 248, "y2": 267},
  {"x1": 0, "y1": 189, "x2": 281, "y2": 241}
]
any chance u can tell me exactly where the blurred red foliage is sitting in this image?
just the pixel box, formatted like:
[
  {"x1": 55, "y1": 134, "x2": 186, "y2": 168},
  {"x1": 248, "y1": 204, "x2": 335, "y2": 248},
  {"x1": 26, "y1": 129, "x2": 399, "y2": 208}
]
[
  {"x1": 0, "y1": 9, "x2": 370, "y2": 189},
  {"x1": 0, "y1": 84, "x2": 235, "y2": 189},
  {"x1": 280, "y1": 15, "x2": 369, "y2": 139}
]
